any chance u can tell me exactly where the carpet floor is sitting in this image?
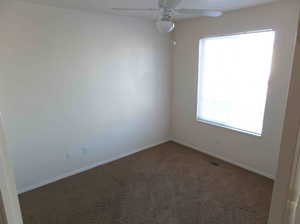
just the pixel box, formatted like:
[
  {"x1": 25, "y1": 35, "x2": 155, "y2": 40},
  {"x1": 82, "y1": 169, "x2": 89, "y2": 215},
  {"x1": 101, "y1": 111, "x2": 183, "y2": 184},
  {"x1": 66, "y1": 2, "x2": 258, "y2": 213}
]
[{"x1": 19, "y1": 142, "x2": 273, "y2": 224}]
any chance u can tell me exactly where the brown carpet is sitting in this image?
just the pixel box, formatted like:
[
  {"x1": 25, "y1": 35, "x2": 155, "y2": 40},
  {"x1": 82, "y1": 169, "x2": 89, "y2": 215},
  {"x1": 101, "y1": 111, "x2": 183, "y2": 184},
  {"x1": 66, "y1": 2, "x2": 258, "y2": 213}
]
[{"x1": 19, "y1": 142, "x2": 273, "y2": 224}]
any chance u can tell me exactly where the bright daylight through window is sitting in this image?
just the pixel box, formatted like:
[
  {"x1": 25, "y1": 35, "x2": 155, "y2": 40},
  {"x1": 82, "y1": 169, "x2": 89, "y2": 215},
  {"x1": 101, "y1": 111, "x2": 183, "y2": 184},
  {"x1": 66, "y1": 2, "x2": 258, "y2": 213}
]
[{"x1": 197, "y1": 31, "x2": 275, "y2": 136}]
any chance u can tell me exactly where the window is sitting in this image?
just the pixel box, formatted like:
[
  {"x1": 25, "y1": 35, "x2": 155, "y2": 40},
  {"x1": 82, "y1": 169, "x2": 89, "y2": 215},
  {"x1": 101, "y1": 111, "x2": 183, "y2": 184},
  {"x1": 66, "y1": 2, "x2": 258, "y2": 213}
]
[{"x1": 197, "y1": 30, "x2": 275, "y2": 136}]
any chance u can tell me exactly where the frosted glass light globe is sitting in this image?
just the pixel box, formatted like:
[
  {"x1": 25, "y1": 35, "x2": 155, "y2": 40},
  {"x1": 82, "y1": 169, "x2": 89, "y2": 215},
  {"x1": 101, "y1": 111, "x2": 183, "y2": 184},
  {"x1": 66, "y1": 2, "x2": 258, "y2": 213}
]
[{"x1": 156, "y1": 20, "x2": 175, "y2": 33}]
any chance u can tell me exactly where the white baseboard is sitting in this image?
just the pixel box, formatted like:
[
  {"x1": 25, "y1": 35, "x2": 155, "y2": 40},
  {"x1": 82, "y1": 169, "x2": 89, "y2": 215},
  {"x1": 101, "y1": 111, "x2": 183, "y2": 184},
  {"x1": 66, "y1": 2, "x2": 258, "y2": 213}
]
[
  {"x1": 171, "y1": 138, "x2": 275, "y2": 180},
  {"x1": 18, "y1": 139, "x2": 170, "y2": 194},
  {"x1": 18, "y1": 138, "x2": 273, "y2": 194}
]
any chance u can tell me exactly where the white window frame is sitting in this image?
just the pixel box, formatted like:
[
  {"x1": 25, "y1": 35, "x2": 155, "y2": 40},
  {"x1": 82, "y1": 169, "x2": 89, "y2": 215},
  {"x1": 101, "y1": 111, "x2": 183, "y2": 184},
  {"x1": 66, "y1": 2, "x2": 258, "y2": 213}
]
[{"x1": 196, "y1": 29, "x2": 275, "y2": 137}]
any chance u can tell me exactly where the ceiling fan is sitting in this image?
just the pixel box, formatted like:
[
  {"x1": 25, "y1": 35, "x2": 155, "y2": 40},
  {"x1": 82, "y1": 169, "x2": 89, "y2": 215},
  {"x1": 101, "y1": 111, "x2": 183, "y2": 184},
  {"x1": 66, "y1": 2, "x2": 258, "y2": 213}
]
[{"x1": 112, "y1": 0, "x2": 223, "y2": 33}]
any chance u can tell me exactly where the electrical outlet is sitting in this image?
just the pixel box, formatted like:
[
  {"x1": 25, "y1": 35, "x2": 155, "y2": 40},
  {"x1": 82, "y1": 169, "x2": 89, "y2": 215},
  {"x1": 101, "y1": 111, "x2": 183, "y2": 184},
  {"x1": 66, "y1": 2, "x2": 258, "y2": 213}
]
[
  {"x1": 65, "y1": 152, "x2": 71, "y2": 160},
  {"x1": 81, "y1": 147, "x2": 88, "y2": 156},
  {"x1": 215, "y1": 140, "x2": 221, "y2": 145}
]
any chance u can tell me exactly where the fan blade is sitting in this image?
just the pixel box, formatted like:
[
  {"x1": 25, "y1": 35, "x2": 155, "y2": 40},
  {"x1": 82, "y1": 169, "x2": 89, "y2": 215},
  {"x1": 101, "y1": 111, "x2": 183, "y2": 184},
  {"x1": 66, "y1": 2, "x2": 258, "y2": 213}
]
[
  {"x1": 111, "y1": 8, "x2": 159, "y2": 12},
  {"x1": 176, "y1": 9, "x2": 223, "y2": 17},
  {"x1": 159, "y1": 0, "x2": 182, "y2": 9}
]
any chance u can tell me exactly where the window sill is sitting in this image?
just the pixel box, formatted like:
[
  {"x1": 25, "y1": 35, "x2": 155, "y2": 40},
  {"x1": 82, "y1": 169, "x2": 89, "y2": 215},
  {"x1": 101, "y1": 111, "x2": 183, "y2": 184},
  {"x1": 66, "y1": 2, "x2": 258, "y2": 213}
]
[{"x1": 196, "y1": 118, "x2": 263, "y2": 137}]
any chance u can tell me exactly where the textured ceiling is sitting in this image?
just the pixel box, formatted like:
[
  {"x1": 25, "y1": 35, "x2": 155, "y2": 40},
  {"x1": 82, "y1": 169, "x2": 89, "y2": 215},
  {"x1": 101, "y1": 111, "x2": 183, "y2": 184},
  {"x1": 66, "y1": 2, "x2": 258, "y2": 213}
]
[{"x1": 17, "y1": 0, "x2": 278, "y2": 20}]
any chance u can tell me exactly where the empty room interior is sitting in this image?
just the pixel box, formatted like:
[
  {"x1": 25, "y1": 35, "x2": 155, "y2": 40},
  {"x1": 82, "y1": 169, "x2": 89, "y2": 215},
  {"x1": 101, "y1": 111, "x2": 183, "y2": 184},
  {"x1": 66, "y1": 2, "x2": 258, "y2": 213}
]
[{"x1": 1, "y1": 0, "x2": 300, "y2": 223}]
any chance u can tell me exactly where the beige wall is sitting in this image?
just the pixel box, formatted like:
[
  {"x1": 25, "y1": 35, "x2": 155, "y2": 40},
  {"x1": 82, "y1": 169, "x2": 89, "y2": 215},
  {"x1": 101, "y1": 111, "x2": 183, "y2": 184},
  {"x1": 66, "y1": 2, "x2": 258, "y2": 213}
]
[
  {"x1": 0, "y1": 1, "x2": 171, "y2": 193},
  {"x1": 171, "y1": 1, "x2": 300, "y2": 178},
  {"x1": 269, "y1": 17, "x2": 300, "y2": 224}
]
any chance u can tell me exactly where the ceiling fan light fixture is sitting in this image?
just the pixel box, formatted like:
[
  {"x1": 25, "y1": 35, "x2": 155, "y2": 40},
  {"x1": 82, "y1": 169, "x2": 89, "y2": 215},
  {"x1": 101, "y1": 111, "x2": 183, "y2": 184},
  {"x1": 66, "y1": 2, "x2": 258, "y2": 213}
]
[
  {"x1": 112, "y1": 0, "x2": 223, "y2": 33},
  {"x1": 156, "y1": 20, "x2": 175, "y2": 33}
]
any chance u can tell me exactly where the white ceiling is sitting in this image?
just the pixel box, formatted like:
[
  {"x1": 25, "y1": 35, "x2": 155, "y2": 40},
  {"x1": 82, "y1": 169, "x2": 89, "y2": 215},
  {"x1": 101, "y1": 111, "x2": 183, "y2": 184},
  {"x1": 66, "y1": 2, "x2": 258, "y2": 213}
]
[{"x1": 18, "y1": 0, "x2": 278, "y2": 20}]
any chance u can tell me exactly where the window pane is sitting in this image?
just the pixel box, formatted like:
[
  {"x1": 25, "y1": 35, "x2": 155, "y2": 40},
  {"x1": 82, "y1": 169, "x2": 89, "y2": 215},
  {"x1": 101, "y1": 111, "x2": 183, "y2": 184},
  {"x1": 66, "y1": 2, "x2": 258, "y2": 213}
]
[{"x1": 197, "y1": 31, "x2": 275, "y2": 135}]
